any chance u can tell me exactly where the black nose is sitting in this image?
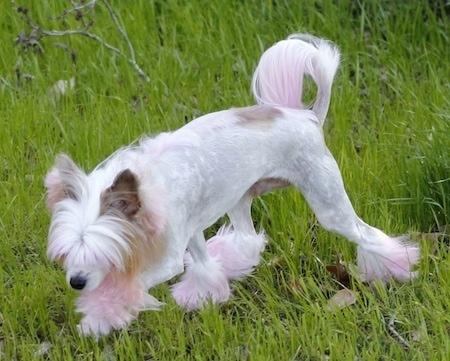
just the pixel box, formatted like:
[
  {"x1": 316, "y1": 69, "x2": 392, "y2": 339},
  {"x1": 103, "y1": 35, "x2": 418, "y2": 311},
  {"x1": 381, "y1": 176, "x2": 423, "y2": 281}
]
[{"x1": 69, "y1": 276, "x2": 87, "y2": 290}]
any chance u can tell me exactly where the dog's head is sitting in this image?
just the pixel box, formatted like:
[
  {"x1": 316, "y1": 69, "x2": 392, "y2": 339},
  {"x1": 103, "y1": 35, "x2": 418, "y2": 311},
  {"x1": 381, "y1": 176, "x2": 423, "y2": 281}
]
[{"x1": 45, "y1": 154, "x2": 166, "y2": 292}]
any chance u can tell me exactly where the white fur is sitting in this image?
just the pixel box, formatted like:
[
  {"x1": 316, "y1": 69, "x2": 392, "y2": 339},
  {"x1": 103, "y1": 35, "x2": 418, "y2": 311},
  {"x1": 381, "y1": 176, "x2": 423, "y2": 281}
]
[{"x1": 45, "y1": 34, "x2": 419, "y2": 337}]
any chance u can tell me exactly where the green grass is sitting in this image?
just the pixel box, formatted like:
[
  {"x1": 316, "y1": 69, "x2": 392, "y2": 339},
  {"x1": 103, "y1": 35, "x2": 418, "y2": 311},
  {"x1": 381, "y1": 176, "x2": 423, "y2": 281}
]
[{"x1": 1, "y1": 0, "x2": 449, "y2": 359}]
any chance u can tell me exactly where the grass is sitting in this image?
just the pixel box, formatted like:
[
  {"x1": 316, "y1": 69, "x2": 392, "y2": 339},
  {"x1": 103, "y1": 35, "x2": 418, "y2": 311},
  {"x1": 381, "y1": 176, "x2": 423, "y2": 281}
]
[{"x1": 0, "y1": 0, "x2": 449, "y2": 359}]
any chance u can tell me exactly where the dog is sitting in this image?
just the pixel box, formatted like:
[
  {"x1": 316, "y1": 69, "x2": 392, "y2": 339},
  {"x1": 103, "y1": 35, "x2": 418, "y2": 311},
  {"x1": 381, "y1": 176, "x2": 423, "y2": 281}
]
[{"x1": 45, "y1": 34, "x2": 420, "y2": 337}]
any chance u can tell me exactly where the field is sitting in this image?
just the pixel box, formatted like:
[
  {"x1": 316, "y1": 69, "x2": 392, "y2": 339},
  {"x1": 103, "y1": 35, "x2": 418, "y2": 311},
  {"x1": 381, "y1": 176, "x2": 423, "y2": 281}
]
[{"x1": 0, "y1": 0, "x2": 449, "y2": 360}]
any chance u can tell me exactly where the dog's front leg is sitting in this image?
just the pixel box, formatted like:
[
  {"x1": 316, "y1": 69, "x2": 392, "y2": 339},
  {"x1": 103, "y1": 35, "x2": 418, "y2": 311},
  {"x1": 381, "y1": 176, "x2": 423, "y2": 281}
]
[
  {"x1": 141, "y1": 252, "x2": 186, "y2": 290},
  {"x1": 171, "y1": 233, "x2": 230, "y2": 310},
  {"x1": 76, "y1": 273, "x2": 163, "y2": 337}
]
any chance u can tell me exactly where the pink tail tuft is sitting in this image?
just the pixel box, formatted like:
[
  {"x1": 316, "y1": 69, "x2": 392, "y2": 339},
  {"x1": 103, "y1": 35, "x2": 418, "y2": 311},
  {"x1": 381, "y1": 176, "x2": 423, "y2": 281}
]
[{"x1": 251, "y1": 34, "x2": 340, "y2": 125}]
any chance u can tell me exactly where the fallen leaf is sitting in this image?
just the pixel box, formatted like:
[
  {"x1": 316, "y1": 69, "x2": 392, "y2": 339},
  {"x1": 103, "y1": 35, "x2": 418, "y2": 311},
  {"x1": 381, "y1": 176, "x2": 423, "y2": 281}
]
[
  {"x1": 410, "y1": 320, "x2": 428, "y2": 343},
  {"x1": 325, "y1": 288, "x2": 358, "y2": 311},
  {"x1": 325, "y1": 253, "x2": 352, "y2": 287},
  {"x1": 411, "y1": 230, "x2": 447, "y2": 254},
  {"x1": 34, "y1": 341, "x2": 52, "y2": 357},
  {"x1": 411, "y1": 227, "x2": 449, "y2": 242},
  {"x1": 288, "y1": 278, "x2": 305, "y2": 294},
  {"x1": 266, "y1": 256, "x2": 285, "y2": 268},
  {"x1": 47, "y1": 77, "x2": 75, "y2": 102},
  {"x1": 101, "y1": 344, "x2": 115, "y2": 361}
]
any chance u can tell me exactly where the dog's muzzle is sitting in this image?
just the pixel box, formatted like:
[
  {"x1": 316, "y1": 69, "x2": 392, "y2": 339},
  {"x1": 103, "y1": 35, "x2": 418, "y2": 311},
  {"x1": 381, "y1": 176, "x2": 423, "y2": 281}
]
[{"x1": 69, "y1": 275, "x2": 87, "y2": 290}]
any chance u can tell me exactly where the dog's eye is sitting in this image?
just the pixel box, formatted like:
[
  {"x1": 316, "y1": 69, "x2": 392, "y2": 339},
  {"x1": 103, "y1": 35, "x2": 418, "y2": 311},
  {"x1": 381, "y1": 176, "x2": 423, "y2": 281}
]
[
  {"x1": 109, "y1": 198, "x2": 140, "y2": 217},
  {"x1": 111, "y1": 199, "x2": 127, "y2": 209},
  {"x1": 117, "y1": 200, "x2": 126, "y2": 207}
]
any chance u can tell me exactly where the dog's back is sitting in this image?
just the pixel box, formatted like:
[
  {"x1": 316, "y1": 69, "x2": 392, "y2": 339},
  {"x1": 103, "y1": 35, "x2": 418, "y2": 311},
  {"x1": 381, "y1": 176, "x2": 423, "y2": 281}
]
[{"x1": 251, "y1": 34, "x2": 340, "y2": 125}]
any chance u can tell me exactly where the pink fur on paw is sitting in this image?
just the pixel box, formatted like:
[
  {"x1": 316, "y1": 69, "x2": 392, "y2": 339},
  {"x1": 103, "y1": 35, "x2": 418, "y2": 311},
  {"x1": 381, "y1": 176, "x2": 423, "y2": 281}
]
[
  {"x1": 171, "y1": 258, "x2": 230, "y2": 311},
  {"x1": 206, "y1": 226, "x2": 267, "y2": 280},
  {"x1": 76, "y1": 274, "x2": 163, "y2": 337},
  {"x1": 357, "y1": 235, "x2": 420, "y2": 282}
]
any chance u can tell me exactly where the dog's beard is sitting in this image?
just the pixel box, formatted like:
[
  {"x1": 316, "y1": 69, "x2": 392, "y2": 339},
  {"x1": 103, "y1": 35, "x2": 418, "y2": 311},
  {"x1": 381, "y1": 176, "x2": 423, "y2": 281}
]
[
  {"x1": 48, "y1": 201, "x2": 137, "y2": 291},
  {"x1": 48, "y1": 204, "x2": 166, "y2": 293}
]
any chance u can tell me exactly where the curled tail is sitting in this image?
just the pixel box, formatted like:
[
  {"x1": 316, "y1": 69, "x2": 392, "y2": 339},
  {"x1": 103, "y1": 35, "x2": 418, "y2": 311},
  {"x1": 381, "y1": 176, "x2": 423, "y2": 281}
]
[{"x1": 251, "y1": 34, "x2": 340, "y2": 126}]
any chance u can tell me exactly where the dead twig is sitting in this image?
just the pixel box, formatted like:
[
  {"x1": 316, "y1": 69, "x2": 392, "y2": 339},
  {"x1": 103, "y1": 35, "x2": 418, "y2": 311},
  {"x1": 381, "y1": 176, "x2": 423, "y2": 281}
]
[
  {"x1": 387, "y1": 317, "x2": 411, "y2": 349},
  {"x1": 14, "y1": 0, "x2": 150, "y2": 81},
  {"x1": 60, "y1": 0, "x2": 96, "y2": 19},
  {"x1": 100, "y1": 0, "x2": 149, "y2": 81},
  {"x1": 39, "y1": 28, "x2": 122, "y2": 56}
]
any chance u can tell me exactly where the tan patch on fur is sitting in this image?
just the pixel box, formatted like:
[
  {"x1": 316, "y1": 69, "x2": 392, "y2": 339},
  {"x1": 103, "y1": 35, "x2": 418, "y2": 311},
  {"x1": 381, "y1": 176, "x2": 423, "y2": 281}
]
[
  {"x1": 100, "y1": 169, "x2": 167, "y2": 277},
  {"x1": 249, "y1": 178, "x2": 291, "y2": 197},
  {"x1": 235, "y1": 105, "x2": 283, "y2": 130},
  {"x1": 55, "y1": 254, "x2": 66, "y2": 266},
  {"x1": 101, "y1": 170, "x2": 141, "y2": 219}
]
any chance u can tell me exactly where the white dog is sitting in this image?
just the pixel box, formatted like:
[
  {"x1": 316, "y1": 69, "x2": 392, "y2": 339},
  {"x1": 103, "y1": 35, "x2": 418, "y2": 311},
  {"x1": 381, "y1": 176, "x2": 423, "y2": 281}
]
[{"x1": 45, "y1": 34, "x2": 419, "y2": 336}]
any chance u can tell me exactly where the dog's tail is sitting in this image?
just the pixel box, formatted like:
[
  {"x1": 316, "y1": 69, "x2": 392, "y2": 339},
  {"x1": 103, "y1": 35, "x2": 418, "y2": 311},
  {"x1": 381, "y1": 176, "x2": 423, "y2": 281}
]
[{"x1": 251, "y1": 34, "x2": 340, "y2": 126}]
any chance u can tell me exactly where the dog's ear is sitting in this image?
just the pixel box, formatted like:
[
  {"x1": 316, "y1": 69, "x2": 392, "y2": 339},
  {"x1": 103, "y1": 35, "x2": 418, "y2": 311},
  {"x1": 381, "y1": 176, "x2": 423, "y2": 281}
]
[
  {"x1": 45, "y1": 154, "x2": 87, "y2": 209},
  {"x1": 102, "y1": 169, "x2": 166, "y2": 234},
  {"x1": 105, "y1": 169, "x2": 141, "y2": 218}
]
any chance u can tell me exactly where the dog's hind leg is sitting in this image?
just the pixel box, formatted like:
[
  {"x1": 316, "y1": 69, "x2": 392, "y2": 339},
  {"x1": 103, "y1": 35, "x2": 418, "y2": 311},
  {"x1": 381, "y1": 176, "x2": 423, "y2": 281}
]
[
  {"x1": 170, "y1": 232, "x2": 230, "y2": 310},
  {"x1": 290, "y1": 152, "x2": 419, "y2": 283},
  {"x1": 206, "y1": 193, "x2": 267, "y2": 280}
]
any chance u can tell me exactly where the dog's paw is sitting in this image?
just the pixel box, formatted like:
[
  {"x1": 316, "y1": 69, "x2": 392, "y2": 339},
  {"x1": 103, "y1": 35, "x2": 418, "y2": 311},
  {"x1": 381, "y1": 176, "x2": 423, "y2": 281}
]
[
  {"x1": 75, "y1": 275, "x2": 164, "y2": 337},
  {"x1": 206, "y1": 226, "x2": 267, "y2": 280},
  {"x1": 357, "y1": 235, "x2": 420, "y2": 282},
  {"x1": 171, "y1": 258, "x2": 230, "y2": 311},
  {"x1": 77, "y1": 315, "x2": 117, "y2": 338}
]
